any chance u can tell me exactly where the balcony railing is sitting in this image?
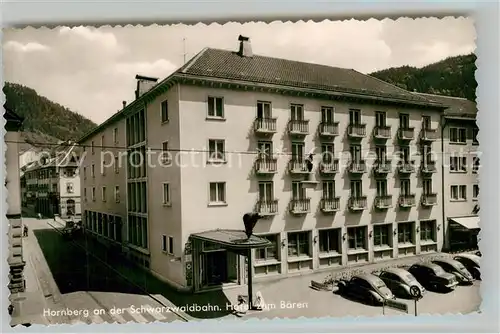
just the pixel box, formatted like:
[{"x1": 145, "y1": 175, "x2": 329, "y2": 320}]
[
  {"x1": 288, "y1": 159, "x2": 309, "y2": 174},
  {"x1": 347, "y1": 124, "x2": 367, "y2": 138},
  {"x1": 421, "y1": 193, "x2": 438, "y2": 206},
  {"x1": 288, "y1": 119, "x2": 309, "y2": 135},
  {"x1": 420, "y1": 161, "x2": 437, "y2": 174},
  {"x1": 373, "y1": 126, "x2": 391, "y2": 139},
  {"x1": 255, "y1": 157, "x2": 278, "y2": 174},
  {"x1": 319, "y1": 159, "x2": 339, "y2": 174},
  {"x1": 398, "y1": 161, "x2": 416, "y2": 174},
  {"x1": 254, "y1": 117, "x2": 277, "y2": 134},
  {"x1": 289, "y1": 198, "x2": 311, "y2": 214},
  {"x1": 348, "y1": 196, "x2": 367, "y2": 211},
  {"x1": 318, "y1": 122, "x2": 340, "y2": 137},
  {"x1": 420, "y1": 128, "x2": 438, "y2": 142},
  {"x1": 398, "y1": 127, "x2": 415, "y2": 141},
  {"x1": 373, "y1": 160, "x2": 392, "y2": 174},
  {"x1": 399, "y1": 194, "x2": 416, "y2": 208},
  {"x1": 320, "y1": 197, "x2": 341, "y2": 213},
  {"x1": 256, "y1": 199, "x2": 279, "y2": 215},
  {"x1": 375, "y1": 195, "x2": 392, "y2": 209},
  {"x1": 348, "y1": 160, "x2": 366, "y2": 174}
]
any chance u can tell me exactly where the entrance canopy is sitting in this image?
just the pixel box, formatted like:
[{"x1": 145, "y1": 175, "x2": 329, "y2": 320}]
[
  {"x1": 191, "y1": 229, "x2": 272, "y2": 250},
  {"x1": 450, "y1": 216, "x2": 480, "y2": 230}
]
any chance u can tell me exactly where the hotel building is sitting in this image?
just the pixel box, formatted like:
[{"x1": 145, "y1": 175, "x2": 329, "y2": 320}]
[{"x1": 79, "y1": 36, "x2": 449, "y2": 292}]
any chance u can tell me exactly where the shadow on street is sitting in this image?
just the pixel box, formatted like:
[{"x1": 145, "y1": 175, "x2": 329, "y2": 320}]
[{"x1": 33, "y1": 227, "x2": 233, "y2": 319}]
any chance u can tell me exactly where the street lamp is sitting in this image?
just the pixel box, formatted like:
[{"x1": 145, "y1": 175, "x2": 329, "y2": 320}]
[{"x1": 242, "y1": 212, "x2": 263, "y2": 310}]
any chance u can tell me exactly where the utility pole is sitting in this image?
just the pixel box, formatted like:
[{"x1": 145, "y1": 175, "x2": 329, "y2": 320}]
[{"x1": 183, "y1": 38, "x2": 187, "y2": 65}]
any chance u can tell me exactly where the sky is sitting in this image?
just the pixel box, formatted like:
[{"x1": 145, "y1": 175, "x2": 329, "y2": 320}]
[{"x1": 3, "y1": 17, "x2": 475, "y2": 125}]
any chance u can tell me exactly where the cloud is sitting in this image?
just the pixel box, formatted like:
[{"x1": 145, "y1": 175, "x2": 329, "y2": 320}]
[
  {"x1": 113, "y1": 59, "x2": 178, "y2": 78},
  {"x1": 3, "y1": 41, "x2": 50, "y2": 53},
  {"x1": 58, "y1": 26, "x2": 119, "y2": 50}
]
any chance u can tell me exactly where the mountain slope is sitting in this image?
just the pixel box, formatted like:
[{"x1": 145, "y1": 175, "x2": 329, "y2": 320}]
[
  {"x1": 369, "y1": 54, "x2": 477, "y2": 101},
  {"x1": 3, "y1": 82, "x2": 97, "y2": 144}
]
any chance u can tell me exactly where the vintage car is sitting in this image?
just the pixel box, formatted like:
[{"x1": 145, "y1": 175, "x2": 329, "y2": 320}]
[
  {"x1": 337, "y1": 273, "x2": 395, "y2": 305},
  {"x1": 378, "y1": 268, "x2": 426, "y2": 299},
  {"x1": 408, "y1": 262, "x2": 458, "y2": 292},
  {"x1": 432, "y1": 258, "x2": 474, "y2": 285},
  {"x1": 454, "y1": 253, "x2": 481, "y2": 280}
]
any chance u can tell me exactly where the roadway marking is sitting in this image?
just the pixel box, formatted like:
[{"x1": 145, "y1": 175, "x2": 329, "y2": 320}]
[
  {"x1": 125, "y1": 308, "x2": 149, "y2": 323},
  {"x1": 143, "y1": 304, "x2": 167, "y2": 321}
]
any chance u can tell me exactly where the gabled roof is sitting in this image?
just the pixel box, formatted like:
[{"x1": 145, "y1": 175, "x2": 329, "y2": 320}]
[
  {"x1": 414, "y1": 92, "x2": 477, "y2": 119},
  {"x1": 24, "y1": 142, "x2": 79, "y2": 172}
]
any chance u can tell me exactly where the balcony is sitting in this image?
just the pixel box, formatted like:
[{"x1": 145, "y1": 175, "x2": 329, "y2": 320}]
[
  {"x1": 375, "y1": 195, "x2": 392, "y2": 209},
  {"x1": 289, "y1": 198, "x2": 311, "y2": 214},
  {"x1": 420, "y1": 161, "x2": 437, "y2": 174},
  {"x1": 254, "y1": 117, "x2": 277, "y2": 135},
  {"x1": 255, "y1": 157, "x2": 278, "y2": 175},
  {"x1": 319, "y1": 159, "x2": 339, "y2": 175},
  {"x1": 398, "y1": 161, "x2": 416, "y2": 174},
  {"x1": 347, "y1": 124, "x2": 367, "y2": 138},
  {"x1": 373, "y1": 126, "x2": 391, "y2": 140},
  {"x1": 348, "y1": 196, "x2": 367, "y2": 211},
  {"x1": 288, "y1": 159, "x2": 309, "y2": 174},
  {"x1": 420, "y1": 128, "x2": 438, "y2": 142},
  {"x1": 348, "y1": 160, "x2": 366, "y2": 174},
  {"x1": 320, "y1": 197, "x2": 341, "y2": 213},
  {"x1": 398, "y1": 127, "x2": 415, "y2": 141},
  {"x1": 288, "y1": 119, "x2": 309, "y2": 136},
  {"x1": 421, "y1": 193, "x2": 438, "y2": 207},
  {"x1": 399, "y1": 194, "x2": 416, "y2": 208},
  {"x1": 256, "y1": 199, "x2": 279, "y2": 216},
  {"x1": 318, "y1": 121, "x2": 340, "y2": 138},
  {"x1": 373, "y1": 160, "x2": 392, "y2": 175}
]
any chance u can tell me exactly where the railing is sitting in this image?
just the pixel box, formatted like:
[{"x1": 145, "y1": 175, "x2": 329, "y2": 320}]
[
  {"x1": 288, "y1": 119, "x2": 309, "y2": 134},
  {"x1": 288, "y1": 159, "x2": 309, "y2": 173},
  {"x1": 318, "y1": 122, "x2": 340, "y2": 137},
  {"x1": 255, "y1": 157, "x2": 278, "y2": 174},
  {"x1": 374, "y1": 126, "x2": 391, "y2": 139},
  {"x1": 256, "y1": 199, "x2": 279, "y2": 215},
  {"x1": 319, "y1": 159, "x2": 339, "y2": 174},
  {"x1": 289, "y1": 198, "x2": 311, "y2": 214},
  {"x1": 375, "y1": 195, "x2": 392, "y2": 209},
  {"x1": 398, "y1": 161, "x2": 415, "y2": 174},
  {"x1": 421, "y1": 193, "x2": 438, "y2": 206},
  {"x1": 320, "y1": 197, "x2": 341, "y2": 212},
  {"x1": 348, "y1": 160, "x2": 366, "y2": 173},
  {"x1": 399, "y1": 194, "x2": 416, "y2": 207},
  {"x1": 373, "y1": 160, "x2": 392, "y2": 174},
  {"x1": 254, "y1": 117, "x2": 277, "y2": 133},
  {"x1": 420, "y1": 161, "x2": 437, "y2": 173},
  {"x1": 398, "y1": 127, "x2": 415, "y2": 140},
  {"x1": 348, "y1": 196, "x2": 367, "y2": 210},
  {"x1": 420, "y1": 128, "x2": 438, "y2": 141},
  {"x1": 347, "y1": 124, "x2": 367, "y2": 137}
]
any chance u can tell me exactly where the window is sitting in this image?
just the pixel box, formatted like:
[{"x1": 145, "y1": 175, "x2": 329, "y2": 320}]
[
  {"x1": 473, "y1": 184, "x2": 479, "y2": 200},
  {"x1": 207, "y1": 96, "x2": 224, "y2": 118},
  {"x1": 350, "y1": 145, "x2": 362, "y2": 162},
  {"x1": 375, "y1": 111, "x2": 386, "y2": 127},
  {"x1": 400, "y1": 179, "x2": 411, "y2": 196},
  {"x1": 84, "y1": 188, "x2": 87, "y2": 202},
  {"x1": 83, "y1": 167, "x2": 87, "y2": 179},
  {"x1": 208, "y1": 139, "x2": 225, "y2": 162},
  {"x1": 102, "y1": 186, "x2": 107, "y2": 202},
  {"x1": 450, "y1": 156, "x2": 467, "y2": 172},
  {"x1": 321, "y1": 107, "x2": 334, "y2": 123},
  {"x1": 398, "y1": 222, "x2": 414, "y2": 244},
  {"x1": 162, "y1": 235, "x2": 167, "y2": 252},
  {"x1": 422, "y1": 144, "x2": 432, "y2": 164},
  {"x1": 91, "y1": 141, "x2": 95, "y2": 154},
  {"x1": 168, "y1": 236, "x2": 174, "y2": 254},
  {"x1": 321, "y1": 144, "x2": 334, "y2": 163},
  {"x1": 101, "y1": 135, "x2": 105, "y2": 148},
  {"x1": 66, "y1": 182, "x2": 74, "y2": 194},
  {"x1": 292, "y1": 181, "x2": 305, "y2": 200},
  {"x1": 399, "y1": 113, "x2": 410, "y2": 128},
  {"x1": 422, "y1": 116, "x2": 431, "y2": 129},
  {"x1": 162, "y1": 183, "x2": 171, "y2": 205},
  {"x1": 161, "y1": 100, "x2": 169, "y2": 122},
  {"x1": 291, "y1": 142, "x2": 304, "y2": 160},
  {"x1": 257, "y1": 101, "x2": 272, "y2": 119},
  {"x1": 322, "y1": 181, "x2": 335, "y2": 199},
  {"x1": 472, "y1": 127, "x2": 479, "y2": 145},
  {"x1": 318, "y1": 229, "x2": 340, "y2": 254},
  {"x1": 347, "y1": 226, "x2": 367, "y2": 250},
  {"x1": 350, "y1": 180, "x2": 362, "y2": 197},
  {"x1": 349, "y1": 109, "x2": 361, "y2": 124},
  {"x1": 287, "y1": 231, "x2": 310, "y2": 257},
  {"x1": 472, "y1": 157, "x2": 480, "y2": 173},
  {"x1": 400, "y1": 145, "x2": 410, "y2": 163},
  {"x1": 375, "y1": 146, "x2": 387, "y2": 161},
  {"x1": 420, "y1": 220, "x2": 436, "y2": 242},
  {"x1": 91, "y1": 164, "x2": 95, "y2": 178},
  {"x1": 376, "y1": 180, "x2": 387, "y2": 196},
  {"x1": 113, "y1": 127, "x2": 118, "y2": 144},
  {"x1": 257, "y1": 141, "x2": 272, "y2": 159},
  {"x1": 258, "y1": 181, "x2": 273, "y2": 202},
  {"x1": 209, "y1": 182, "x2": 226, "y2": 204},
  {"x1": 92, "y1": 187, "x2": 96, "y2": 201},
  {"x1": 423, "y1": 179, "x2": 433, "y2": 195},
  {"x1": 450, "y1": 127, "x2": 467, "y2": 143},
  {"x1": 290, "y1": 104, "x2": 304, "y2": 120},
  {"x1": 255, "y1": 234, "x2": 279, "y2": 261},
  {"x1": 114, "y1": 186, "x2": 120, "y2": 203},
  {"x1": 114, "y1": 157, "x2": 119, "y2": 173},
  {"x1": 161, "y1": 141, "x2": 170, "y2": 164},
  {"x1": 373, "y1": 224, "x2": 390, "y2": 247},
  {"x1": 451, "y1": 185, "x2": 467, "y2": 201}
]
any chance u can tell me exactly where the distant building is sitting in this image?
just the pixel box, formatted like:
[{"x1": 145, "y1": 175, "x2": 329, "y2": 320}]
[
  {"x1": 22, "y1": 141, "x2": 82, "y2": 219},
  {"x1": 4, "y1": 107, "x2": 26, "y2": 293}
]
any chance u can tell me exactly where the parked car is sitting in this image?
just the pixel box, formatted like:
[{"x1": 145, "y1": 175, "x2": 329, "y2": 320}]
[
  {"x1": 432, "y1": 258, "x2": 474, "y2": 285},
  {"x1": 408, "y1": 262, "x2": 458, "y2": 292},
  {"x1": 378, "y1": 268, "x2": 426, "y2": 298},
  {"x1": 454, "y1": 253, "x2": 481, "y2": 280},
  {"x1": 337, "y1": 273, "x2": 395, "y2": 305}
]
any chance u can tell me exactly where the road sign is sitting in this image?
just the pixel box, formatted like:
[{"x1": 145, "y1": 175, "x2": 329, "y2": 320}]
[
  {"x1": 409, "y1": 285, "x2": 422, "y2": 299},
  {"x1": 384, "y1": 299, "x2": 409, "y2": 313}
]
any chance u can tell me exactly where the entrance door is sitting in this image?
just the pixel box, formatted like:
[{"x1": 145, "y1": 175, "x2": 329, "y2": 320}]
[{"x1": 202, "y1": 251, "x2": 228, "y2": 286}]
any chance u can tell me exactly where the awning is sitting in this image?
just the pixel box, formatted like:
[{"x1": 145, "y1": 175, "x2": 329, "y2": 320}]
[
  {"x1": 191, "y1": 229, "x2": 272, "y2": 250},
  {"x1": 450, "y1": 216, "x2": 480, "y2": 230}
]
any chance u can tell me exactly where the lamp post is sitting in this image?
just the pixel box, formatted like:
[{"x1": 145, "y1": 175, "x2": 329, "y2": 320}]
[{"x1": 243, "y1": 212, "x2": 262, "y2": 310}]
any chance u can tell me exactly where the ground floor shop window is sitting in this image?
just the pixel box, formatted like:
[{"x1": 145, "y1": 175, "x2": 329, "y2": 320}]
[
  {"x1": 318, "y1": 228, "x2": 341, "y2": 254},
  {"x1": 420, "y1": 220, "x2": 436, "y2": 242},
  {"x1": 287, "y1": 231, "x2": 310, "y2": 257},
  {"x1": 373, "y1": 224, "x2": 391, "y2": 247},
  {"x1": 398, "y1": 222, "x2": 414, "y2": 244},
  {"x1": 255, "y1": 234, "x2": 279, "y2": 261},
  {"x1": 348, "y1": 226, "x2": 367, "y2": 251}
]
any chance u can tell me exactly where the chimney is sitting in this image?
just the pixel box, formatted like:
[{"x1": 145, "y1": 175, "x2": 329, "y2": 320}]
[
  {"x1": 135, "y1": 74, "x2": 159, "y2": 99},
  {"x1": 122, "y1": 101, "x2": 127, "y2": 109},
  {"x1": 238, "y1": 35, "x2": 253, "y2": 57}
]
